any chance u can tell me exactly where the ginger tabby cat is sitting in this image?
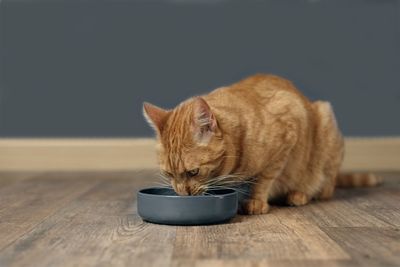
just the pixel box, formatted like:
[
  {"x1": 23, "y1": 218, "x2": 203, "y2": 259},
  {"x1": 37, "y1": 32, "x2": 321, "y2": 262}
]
[{"x1": 143, "y1": 74, "x2": 382, "y2": 215}]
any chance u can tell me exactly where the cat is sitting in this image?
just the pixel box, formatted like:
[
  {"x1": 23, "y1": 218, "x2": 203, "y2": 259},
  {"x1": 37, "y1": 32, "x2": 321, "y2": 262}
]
[{"x1": 143, "y1": 74, "x2": 382, "y2": 215}]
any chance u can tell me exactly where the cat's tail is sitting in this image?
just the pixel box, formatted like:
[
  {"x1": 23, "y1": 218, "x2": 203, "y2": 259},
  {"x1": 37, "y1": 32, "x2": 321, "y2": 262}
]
[{"x1": 336, "y1": 173, "x2": 383, "y2": 188}]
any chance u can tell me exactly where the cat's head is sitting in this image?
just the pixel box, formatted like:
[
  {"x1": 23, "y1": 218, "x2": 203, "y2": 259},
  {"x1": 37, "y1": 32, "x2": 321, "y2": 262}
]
[{"x1": 143, "y1": 97, "x2": 226, "y2": 195}]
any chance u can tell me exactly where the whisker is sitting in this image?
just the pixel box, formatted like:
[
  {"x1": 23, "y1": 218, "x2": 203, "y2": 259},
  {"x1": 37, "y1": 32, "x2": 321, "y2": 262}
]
[
  {"x1": 206, "y1": 185, "x2": 250, "y2": 195},
  {"x1": 152, "y1": 182, "x2": 173, "y2": 188},
  {"x1": 156, "y1": 173, "x2": 172, "y2": 184},
  {"x1": 205, "y1": 176, "x2": 252, "y2": 187}
]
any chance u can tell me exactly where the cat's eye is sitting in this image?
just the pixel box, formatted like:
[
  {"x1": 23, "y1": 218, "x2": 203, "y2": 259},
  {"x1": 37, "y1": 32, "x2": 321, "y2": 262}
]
[{"x1": 186, "y1": 168, "x2": 199, "y2": 178}]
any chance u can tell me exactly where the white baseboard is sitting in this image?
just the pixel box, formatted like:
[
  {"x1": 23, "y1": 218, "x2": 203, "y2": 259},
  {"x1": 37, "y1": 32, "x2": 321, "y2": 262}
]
[{"x1": 0, "y1": 137, "x2": 399, "y2": 172}]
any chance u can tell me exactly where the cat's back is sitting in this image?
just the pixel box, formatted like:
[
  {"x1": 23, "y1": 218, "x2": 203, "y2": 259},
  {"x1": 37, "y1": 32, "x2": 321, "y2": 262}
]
[{"x1": 206, "y1": 74, "x2": 309, "y2": 110}]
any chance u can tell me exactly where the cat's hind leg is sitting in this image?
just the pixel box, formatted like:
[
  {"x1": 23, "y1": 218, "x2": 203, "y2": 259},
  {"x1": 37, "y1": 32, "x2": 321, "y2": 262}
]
[
  {"x1": 287, "y1": 191, "x2": 310, "y2": 206},
  {"x1": 316, "y1": 176, "x2": 336, "y2": 200},
  {"x1": 312, "y1": 100, "x2": 344, "y2": 201}
]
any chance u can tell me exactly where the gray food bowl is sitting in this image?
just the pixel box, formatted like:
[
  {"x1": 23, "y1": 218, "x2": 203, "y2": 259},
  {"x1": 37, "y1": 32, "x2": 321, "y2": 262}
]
[{"x1": 137, "y1": 187, "x2": 238, "y2": 225}]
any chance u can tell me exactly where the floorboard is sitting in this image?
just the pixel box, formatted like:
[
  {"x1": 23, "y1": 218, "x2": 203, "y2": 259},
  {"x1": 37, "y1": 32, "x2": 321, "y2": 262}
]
[{"x1": 0, "y1": 171, "x2": 399, "y2": 267}]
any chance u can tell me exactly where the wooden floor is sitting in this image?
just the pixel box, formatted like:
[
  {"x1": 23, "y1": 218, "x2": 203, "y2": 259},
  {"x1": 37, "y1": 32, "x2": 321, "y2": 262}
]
[{"x1": 0, "y1": 171, "x2": 399, "y2": 267}]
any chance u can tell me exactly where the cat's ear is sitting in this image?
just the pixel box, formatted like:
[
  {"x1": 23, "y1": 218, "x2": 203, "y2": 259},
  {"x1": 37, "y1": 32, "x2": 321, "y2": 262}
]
[
  {"x1": 143, "y1": 102, "x2": 169, "y2": 133},
  {"x1": 192, "y1": 97, "x2": 220, "y2": 144}
]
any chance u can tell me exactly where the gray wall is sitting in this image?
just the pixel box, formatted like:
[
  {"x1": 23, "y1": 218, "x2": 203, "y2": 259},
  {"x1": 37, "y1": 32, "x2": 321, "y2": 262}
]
[{"x1": 1, "y1": 0, "x2": 399, "y2": 137}]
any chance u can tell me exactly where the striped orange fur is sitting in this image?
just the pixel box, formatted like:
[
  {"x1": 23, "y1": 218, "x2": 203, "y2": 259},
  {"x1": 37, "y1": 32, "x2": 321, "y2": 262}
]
[{"x1": 143, "y1": 74, "x2": 382, "y2": 215}]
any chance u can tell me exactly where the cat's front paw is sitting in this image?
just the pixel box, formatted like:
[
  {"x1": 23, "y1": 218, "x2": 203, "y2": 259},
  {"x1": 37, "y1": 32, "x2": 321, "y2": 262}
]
[{"x1": 239, "y1": 199, "x2": 269, "y2": 215}]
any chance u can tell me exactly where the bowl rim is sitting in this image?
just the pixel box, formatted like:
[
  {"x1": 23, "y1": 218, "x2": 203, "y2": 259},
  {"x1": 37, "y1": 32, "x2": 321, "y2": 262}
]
[{"x1": 138, "y1": 187, "x2": 238, "y2": 199}]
